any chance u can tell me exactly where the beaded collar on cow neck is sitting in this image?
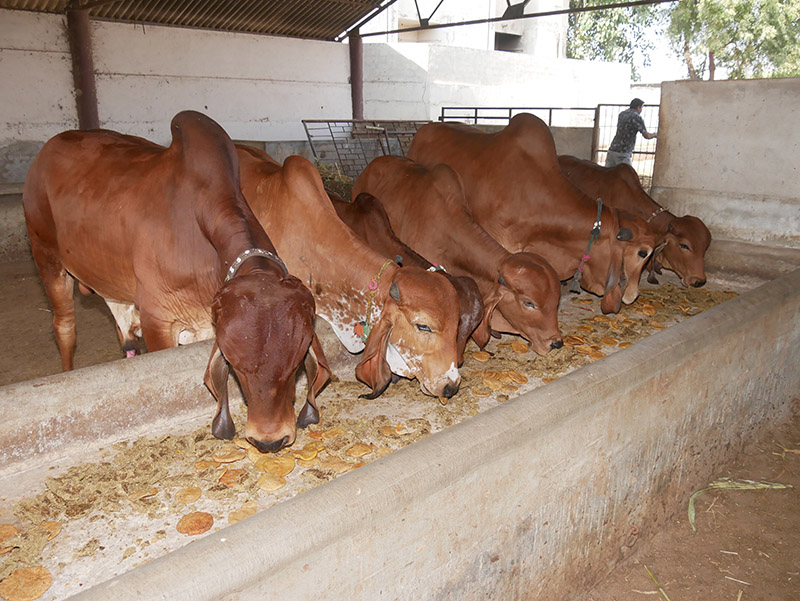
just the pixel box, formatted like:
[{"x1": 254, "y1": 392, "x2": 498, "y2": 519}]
[
  {"x1": 225, "y1": 248, "x2": 288, "y2": 282},
  {"x1": 569, "y1": 198, "x2": 603, "y2": 294},
  {"x1": 646, "y1": 205, "x2": 668, "y2": 222}
]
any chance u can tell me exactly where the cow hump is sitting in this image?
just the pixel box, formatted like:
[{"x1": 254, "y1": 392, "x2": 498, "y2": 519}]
[{"x1": 169, "y1": 111, "x2": 239, "y2": 183}]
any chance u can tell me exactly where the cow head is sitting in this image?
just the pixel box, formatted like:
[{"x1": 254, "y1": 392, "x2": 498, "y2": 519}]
[
  {"x1": 355, "y1": 266, "x2": 461, "y2": 400},
  {"x1": 615, "y1": 210, "x2": 656, "y2": 304},
  {"x1": 654, "y1": 215, "x2": 711, "y2": 288},
  {"x1": 205, "y1": 271, "x2": 329, "y2": 453},
  {"x1": 473, "y1": 252, "x2": 562, "y2": 355}
]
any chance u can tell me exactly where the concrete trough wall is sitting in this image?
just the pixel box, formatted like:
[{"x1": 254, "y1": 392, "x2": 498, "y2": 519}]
[{"x1": 2, "y1": 265, "x2": 797, "y2": 600}]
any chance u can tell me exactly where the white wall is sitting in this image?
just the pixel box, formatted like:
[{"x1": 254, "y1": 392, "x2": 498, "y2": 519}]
[
  {"x1": 1, "y1": 7, "x2": 631, "y2": 184},
  {"x1": 91, "y1": 20, "x2": 351, "y2": 144},
  {"x1": 651, "y1": 78, "x2": 800, "y2": 248},
  {"x1": 363, "y1": 43, "x2": 631, "y2": 121},
  {"x1": 0, "y1": 10, "x2": 76, "y2": 182},
  {"x1": 0, "y1": 8, "x2": 351, "y2": 182}
]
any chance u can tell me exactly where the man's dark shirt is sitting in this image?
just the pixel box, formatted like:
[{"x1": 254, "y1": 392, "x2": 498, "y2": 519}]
[{"x1": 609, "y1": 108, "x2": 648, "y2": 155}]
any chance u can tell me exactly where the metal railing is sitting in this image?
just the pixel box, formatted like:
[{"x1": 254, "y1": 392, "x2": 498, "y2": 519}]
[
  {"x1": 439, "y1": 106, "x2": 597, "y2": 128},
  {"x1": 302, "y1": 106, "x2": 660, "y2": 189},
  {"x1": 594, "y1": 104, "x2": 659, "y2": 190},
  {"x1": 302, "y1": 119, "x2": 430, "y2": 179},
  {"x1": 439, "y1": 105, "x2": 660, "y2": 189}
]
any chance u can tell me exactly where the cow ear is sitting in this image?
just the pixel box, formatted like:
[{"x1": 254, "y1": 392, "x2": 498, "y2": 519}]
[
  {"x1": 204, "y1": 342, "x2": 236, "y2": 440},
  {"x1": 297, "y1": 332, "x2": 332, "y2": 428},
  {"x1": 651, "y1": 241, "x2": 667, "y2": 262},
  {"x1": 471, "y1": 287, "x2": 503, "y2": 349},
  {"x1": 355, "y1": 316, "x2": 393, "y2": 399},
  {"x1": 616, "y1": 227, "x2": 633, "y2": 242},
  {"x1": 452, "y1": 277, "x2": 485, "y2": 365},
  {"x1": 599, "y1": 255, "x2": 623, "y2": 315}
]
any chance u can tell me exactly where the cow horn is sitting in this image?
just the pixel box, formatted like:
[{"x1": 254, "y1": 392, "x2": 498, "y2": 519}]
[
  {"x1": 616, "y1": 227, "x2": 633, "y2": 242},
  {"x1": 389, "y1": 281, "x2": 401, "y2": 302}
]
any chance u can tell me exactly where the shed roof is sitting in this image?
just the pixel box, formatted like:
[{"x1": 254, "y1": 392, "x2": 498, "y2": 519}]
[{"x1": 0, "y1": 0, "x2": 392, "y2": 41}]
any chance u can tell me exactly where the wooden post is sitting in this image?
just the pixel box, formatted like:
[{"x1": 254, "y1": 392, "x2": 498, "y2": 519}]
[
  {"x1": 349, "y1": 29, "x2": 364, "y2": 120},
  {"x1": 66, "y1": 8, "x2": 100, "y2": 130}
]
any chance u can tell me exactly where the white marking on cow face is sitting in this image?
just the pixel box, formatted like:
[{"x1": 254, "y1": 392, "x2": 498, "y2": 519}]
[{"x1": 386, "y1": 343, "x2": 413, "y2": 378}]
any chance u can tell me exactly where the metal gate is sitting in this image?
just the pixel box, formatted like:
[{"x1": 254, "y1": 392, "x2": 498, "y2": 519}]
[
  {"x1": 439, "y1": 105, "x2": 660, "y2": 189},
  {"x1": 302, "y1": 119, "x2": 430, "y2": 179}
]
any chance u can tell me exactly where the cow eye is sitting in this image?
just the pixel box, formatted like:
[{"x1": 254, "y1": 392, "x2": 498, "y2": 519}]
[
  {"x1": 416, "y1": 324, "x2": 432, "y2": 333},
  {"x1": 680, "y1": 243, "x2": 690, "y2": 251},
  {"x1": 638, "y1": 250, "x2": 649, "y2": 258},
  {"x1": 522, "y1": 301, "x2": 536, "y2": 310}
]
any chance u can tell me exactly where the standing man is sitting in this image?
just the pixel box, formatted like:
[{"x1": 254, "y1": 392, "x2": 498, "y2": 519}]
[{"x1": 605, "y1": 98, "x2": 657, "y2": 168}]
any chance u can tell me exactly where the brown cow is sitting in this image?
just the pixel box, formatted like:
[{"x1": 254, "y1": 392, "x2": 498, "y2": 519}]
[
  {"x1": 352, "y1": 156, "x2": 563, "y2": 355},
  {"x1": 236, "y1": 146, "x2": 462, "y2": 400},
  {"x1": 329, "y1": 190, "x2": 484, "y2": 364},
  {"x1": 558, "y1": 155, "x2": 711, "y2": 287},
  {"x1": 23, "y1": 111, "x2": 329, "y2": 453},
  {"x1": 408, "y1": 113, "x2": 655, "y2": 314}
]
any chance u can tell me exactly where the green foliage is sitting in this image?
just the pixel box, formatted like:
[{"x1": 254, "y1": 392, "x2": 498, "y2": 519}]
[
  {"x1": 667, "y1": 0, "x2": 800, "y2": 79},
  {"x1": 568, "y1": 0, "x2": 800, "y2": 80},
  {"x1": 567, "y1": 0, "x2": 662, "y2": 81}
]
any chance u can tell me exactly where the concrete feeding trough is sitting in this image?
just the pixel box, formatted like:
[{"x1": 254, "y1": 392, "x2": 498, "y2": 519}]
[{"x1": 1, "y1": 240, "x2": 798, "y2": 601}]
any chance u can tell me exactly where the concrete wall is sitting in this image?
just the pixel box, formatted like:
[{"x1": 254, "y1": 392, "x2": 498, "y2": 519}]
[
  {"x1": 0, "y1": 8, "x2": 632, "y2": 184},
  {"x1": 363, "y1": 42, "x2": 631, "y2": 122},
  {"x1": 7, "y1": 262, "x2": 796, "y2": 601},
  {"x1": 0, "y1": 8, "x2": 351, "y2": 183},
  {"x1": 91, "y1": 21, "x2": 351, "y2": 145},
  {"x1": 651, "y1": 78, "x2": 800, "y2": 248},
  {"x1": 0, "y1": 10, "x2": 76, "y2": 183}
]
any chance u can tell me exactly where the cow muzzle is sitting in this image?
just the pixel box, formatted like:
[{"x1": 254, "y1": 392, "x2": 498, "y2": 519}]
[
  {"x1": 247, "y1": 434, "x2": 292, "y2": 453},
  {"x1": 442, "y1": 381, "x2": 460, "y2": 399}
]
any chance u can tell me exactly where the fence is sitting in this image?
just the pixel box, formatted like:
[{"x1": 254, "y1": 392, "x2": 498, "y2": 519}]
[
  {"x1": 302, "y1": 120, "x2": 429, "y2": 179},
  {"x1": 302, "y1": 105, "x2": 660, "y2": 189},
  {"x1": 593, "y1": 104, "x2": 660, "y2": 190},
  {"x1": 439, "y1": 105, "x2": 660, "y2": 189}
]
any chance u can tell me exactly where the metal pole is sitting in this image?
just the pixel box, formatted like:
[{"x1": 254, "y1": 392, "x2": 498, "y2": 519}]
[
  {"x1": 66, "y1": 8, "x2": 100, "y2": 130},
  {"x1": 349, "y1": 29, "x2": 364, "y2": 120},
  {"x1": 591, "y1": 105, "x2": 601, "y2": 163}
]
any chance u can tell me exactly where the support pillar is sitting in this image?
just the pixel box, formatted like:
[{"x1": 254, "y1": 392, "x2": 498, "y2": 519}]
[
  {"x1": 66, "y1": 8, "x2": 100, "y2": 130},
  {"x1": 349, "y1": 29, "x2": 364, "y2": 120}
]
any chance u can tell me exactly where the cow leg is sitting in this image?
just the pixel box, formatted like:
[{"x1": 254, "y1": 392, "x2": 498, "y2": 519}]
[
  {"x1": 138, "y1": 305, "x2": 178, "y2": 352},
  {"x1": 31, "y1": 249, "x2": 77, "y2": 371}
]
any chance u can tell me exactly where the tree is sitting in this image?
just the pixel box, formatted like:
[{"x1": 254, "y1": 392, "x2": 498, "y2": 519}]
[
  {"x1": 567, "y1": 0, "x2": 800, "y2": 80},
  {"x1": 666, "y1": 0, "x2": 800, "y2": 79},
  {"x1": 567, "y1": 0, "x2": 661, "y2": 81}
]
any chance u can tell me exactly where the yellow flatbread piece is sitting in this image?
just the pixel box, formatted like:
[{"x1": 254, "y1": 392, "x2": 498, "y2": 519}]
[
  {"x1": 0, "y1": 566, "x2": 52, "y2": 601},
  {"x1": 176, "y1": 512, "x2": 213, "y2": 536},
  {"x1": 174, "y1": 487, "x2": 202, "y2": 504}
]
